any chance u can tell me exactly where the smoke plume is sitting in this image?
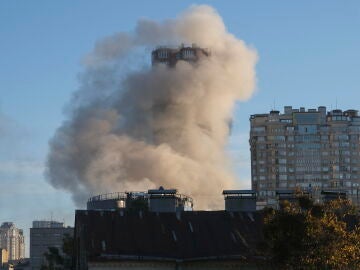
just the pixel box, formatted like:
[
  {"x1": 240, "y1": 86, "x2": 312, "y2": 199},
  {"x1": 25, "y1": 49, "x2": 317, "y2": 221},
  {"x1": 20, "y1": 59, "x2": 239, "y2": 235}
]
[{"x1": 46, "y1": 5, "x2": 258, "y2": 209}]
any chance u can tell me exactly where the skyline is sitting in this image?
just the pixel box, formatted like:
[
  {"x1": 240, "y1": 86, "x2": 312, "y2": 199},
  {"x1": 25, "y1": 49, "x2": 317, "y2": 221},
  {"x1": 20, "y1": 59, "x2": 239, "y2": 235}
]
[{"x1": 0, "y1": 0, "x2": 360, "y2": 256}]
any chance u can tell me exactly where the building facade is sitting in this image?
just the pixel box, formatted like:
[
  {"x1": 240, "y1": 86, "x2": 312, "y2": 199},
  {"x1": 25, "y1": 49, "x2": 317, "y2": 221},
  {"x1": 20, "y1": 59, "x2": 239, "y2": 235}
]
[
  {"x1": 0, "y1": 249, "x2": 8, "y2": 267},
  {"x1": 75, "y1": 210, "x2": 264, "y2": 270},
  {"x1": 0, "y1": 223, "x2": 25, "y2": 262},
  {"x1": 75, "y1": 190, "x2": 261, "y2": 270},
  {"x1": 30, "y1": 221, "x2": 73, "y2": 270},
  {"x1": 250, "y1": 106, "x2": 360, "y2": 206}
]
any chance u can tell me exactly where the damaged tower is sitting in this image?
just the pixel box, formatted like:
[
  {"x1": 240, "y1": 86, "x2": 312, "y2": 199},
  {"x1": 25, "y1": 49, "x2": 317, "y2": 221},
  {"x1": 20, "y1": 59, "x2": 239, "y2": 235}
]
[
  {"x1": 151, "y1": 44, "x2": 210, "y2": 66},
  {"x1": 149, "y1": 44, "x2": 212, "y2": 144}
]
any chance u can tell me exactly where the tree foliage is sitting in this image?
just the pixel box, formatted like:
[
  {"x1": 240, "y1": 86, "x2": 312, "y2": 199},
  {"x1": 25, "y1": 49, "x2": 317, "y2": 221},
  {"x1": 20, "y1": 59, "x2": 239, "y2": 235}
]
[
  {"x1": 41, "y1": 234, "x2": 74, "y2": 270},
  {"x1": 41, "y1": 247, "x2": 63, "y2": 270},
  {"x1": 263, "y1": 197, "x2": 360, "y2": 270}
]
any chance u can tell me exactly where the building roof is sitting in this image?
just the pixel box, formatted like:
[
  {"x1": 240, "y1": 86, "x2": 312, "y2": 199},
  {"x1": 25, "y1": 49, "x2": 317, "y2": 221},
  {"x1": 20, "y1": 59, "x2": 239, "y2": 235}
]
[
  {"x1": 0, "y1": 222, "x2": 15, "y2": 229},
  {"x1": 75, "y1": 210, "x2": 264, "y2": 262}
]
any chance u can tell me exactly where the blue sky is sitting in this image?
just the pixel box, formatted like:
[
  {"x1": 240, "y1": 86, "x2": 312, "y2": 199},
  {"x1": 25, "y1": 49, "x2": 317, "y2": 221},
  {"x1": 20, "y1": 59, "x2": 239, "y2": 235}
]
[{"x1": 0, "y1": 1, "x2": 359, "y2": 255}]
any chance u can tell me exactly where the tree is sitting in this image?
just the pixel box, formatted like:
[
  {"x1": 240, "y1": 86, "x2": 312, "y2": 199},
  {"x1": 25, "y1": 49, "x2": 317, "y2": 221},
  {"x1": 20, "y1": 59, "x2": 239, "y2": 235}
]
[
  {"x1": 62, "y1": 234, "x2": 74, "y2": 270},
  {"x1": 41, "y1": 247, "x2": 64, "y2": 270},
  {"x1": 263, "y1": 197, "x2": 360, "y2": 270},
  {"x1": 41, "y1": 234, "x2": 74, "y2": 270}
]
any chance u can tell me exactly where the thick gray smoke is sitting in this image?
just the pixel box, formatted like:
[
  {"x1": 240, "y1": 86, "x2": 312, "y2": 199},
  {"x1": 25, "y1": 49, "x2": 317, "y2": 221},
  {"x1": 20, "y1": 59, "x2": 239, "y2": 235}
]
[{"x1": 46, "y1": 5, "x2": 258, "y2": 209}]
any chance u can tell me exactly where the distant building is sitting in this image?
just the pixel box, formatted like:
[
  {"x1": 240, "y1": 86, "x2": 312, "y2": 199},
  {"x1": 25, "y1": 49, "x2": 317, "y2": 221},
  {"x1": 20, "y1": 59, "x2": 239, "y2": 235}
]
[
  {"x1": 250, "y1": 106, "x2": 360, "y2": 206},
  {"x1": 30, "y1": 221, "x2": 73, "y2": 270},
  {"x1": 0, "y1": 223, "x2": 25, "y2": 262}
]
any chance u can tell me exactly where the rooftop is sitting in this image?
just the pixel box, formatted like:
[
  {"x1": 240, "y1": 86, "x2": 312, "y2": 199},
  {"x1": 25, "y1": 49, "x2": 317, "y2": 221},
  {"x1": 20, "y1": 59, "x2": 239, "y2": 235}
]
[{"x1": 75, "y1": 210, "x2": 264, "y2": 262}]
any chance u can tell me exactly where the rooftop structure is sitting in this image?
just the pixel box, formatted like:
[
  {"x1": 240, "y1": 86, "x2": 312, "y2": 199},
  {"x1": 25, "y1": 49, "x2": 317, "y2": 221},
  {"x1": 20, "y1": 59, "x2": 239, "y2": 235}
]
[
  {"x1": 321, "y1": 190, "x2": 347, "y2": 202},
  {"x1": 250, "y1": 106, "x2": 360, "y2": 206},
  {"x1": 275, "y1": 189, "x2": 311, "y2": 208},
  {"x1": 222, "y1": 190, "x2": 257, "y2": 212},
  {"x1": 87, "y1": 187, "x2": 193, "y2": 212},
  {"x1": 32, "y1": 221, "x2": 64, "y2": 229}
]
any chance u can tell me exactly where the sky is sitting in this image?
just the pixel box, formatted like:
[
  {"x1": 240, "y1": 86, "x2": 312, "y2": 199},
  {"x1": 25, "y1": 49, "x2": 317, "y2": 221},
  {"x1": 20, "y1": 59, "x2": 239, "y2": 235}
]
[{"x1": 0, "y1": 0, "x2": 359, "y2": 256}]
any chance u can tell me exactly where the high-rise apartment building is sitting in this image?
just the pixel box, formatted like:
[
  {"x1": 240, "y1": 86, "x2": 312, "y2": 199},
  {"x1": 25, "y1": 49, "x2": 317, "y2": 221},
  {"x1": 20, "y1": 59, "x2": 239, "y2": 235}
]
[
  {"x1": 0, "y1": 223, "x2": 25, "y2": 261},
  {"x1": 250, "y1": 106, "x2": 360, "y2": 206},
  {"x1": 30, "y1": 221, "x2": 73, "y2": 270}
]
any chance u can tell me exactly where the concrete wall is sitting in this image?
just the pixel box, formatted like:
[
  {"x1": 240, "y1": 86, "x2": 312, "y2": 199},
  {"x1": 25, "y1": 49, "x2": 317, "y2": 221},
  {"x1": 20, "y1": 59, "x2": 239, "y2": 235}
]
[
  {"x1": 149, "y1": 198, "x2": 177, "y2": 212},
  {"x1": 225, "y1": 198, "x2": 256, "y2": 212}
]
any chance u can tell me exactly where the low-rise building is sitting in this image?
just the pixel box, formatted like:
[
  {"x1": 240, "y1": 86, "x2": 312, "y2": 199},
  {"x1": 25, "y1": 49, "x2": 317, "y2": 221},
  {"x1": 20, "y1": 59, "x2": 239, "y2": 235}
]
[
  {"x1": 75, "y1": 210, "x2": 264, "y2": 270},
  {"x1": 75, "y1": 190, "x2": 263, "y2": 270},
  {"x1": 30, "y1": 221, "x2": 73, "y2": 270}
]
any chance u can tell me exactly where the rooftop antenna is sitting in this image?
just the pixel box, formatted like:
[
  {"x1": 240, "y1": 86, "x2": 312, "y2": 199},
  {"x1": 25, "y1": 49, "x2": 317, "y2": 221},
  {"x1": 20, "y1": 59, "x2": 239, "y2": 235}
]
[
  {"x1": 271, "y1": 98, "x2": 276, "y2": 111},
  {"x1": 336, "y1": 98, "x2": 338, "y2": 109}
]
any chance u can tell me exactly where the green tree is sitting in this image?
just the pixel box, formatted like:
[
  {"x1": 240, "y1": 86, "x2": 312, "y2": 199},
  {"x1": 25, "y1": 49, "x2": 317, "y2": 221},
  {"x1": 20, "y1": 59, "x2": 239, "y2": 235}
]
[
  {"x1": 41, "y1": 234, "x2": 74, "y2": 270},
  {"x1": 263, "y1": 197, "x2": 360, "y2": 270},
  {"x1": 62, "y1": 234, "x2": 74, "y2": 270},
  {"x1": 41, "y1": 247, "x2": 64, "y2": 270}
]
